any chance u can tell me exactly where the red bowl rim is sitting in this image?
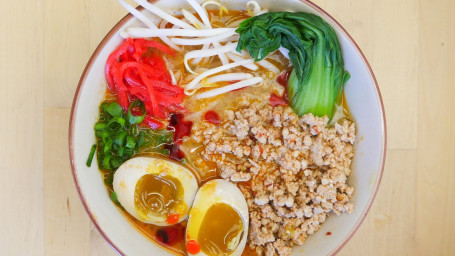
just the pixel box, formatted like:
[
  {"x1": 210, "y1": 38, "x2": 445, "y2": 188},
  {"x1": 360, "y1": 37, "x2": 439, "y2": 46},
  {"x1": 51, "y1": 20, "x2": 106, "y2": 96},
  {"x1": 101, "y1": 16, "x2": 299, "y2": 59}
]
[{"x1": 68, "y1": 1, "x2": 387, "y2": 255}]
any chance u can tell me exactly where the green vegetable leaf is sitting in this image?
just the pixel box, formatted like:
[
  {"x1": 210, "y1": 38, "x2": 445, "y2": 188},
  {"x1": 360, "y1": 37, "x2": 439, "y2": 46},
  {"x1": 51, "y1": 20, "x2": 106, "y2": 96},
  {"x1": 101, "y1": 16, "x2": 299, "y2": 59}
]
[{"x1": 236, "y1": 12, "x2": 350, "y2": 119}]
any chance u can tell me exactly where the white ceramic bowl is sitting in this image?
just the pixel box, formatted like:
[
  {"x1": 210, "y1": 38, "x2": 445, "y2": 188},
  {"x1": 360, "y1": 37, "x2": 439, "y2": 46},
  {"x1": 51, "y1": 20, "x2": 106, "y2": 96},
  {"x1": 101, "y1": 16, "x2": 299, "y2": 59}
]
[{"x1": 69, "y1": 0, "x2": 386, "y2": 255}]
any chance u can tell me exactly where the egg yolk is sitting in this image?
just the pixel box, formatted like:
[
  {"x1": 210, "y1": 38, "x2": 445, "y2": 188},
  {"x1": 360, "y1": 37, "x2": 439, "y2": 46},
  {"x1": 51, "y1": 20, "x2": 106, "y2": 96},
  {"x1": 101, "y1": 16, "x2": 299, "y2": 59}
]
[
  {"x1": 134, "y1": 174, "x2": 184, "y2": 220},
  {"x1": 198, "y1": 203, "x2": 244, "y2": 255}
]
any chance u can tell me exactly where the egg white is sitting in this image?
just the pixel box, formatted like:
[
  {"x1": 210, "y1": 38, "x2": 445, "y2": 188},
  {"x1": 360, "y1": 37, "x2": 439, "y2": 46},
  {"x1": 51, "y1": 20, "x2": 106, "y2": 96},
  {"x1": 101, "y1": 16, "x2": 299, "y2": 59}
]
[
  {"x1": 186, "y1": 179, "x2": 249, "y2": 256},
  {"x1": 113, "y1": 156, "x2": 198, "y2": 226}
]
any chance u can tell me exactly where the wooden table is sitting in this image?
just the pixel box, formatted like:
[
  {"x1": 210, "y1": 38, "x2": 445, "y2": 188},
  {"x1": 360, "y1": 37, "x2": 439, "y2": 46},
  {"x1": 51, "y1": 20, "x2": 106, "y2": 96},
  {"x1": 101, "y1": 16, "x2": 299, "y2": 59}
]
[{"x1": 1, "y1": 0, "x2": 453, "y2": 255}]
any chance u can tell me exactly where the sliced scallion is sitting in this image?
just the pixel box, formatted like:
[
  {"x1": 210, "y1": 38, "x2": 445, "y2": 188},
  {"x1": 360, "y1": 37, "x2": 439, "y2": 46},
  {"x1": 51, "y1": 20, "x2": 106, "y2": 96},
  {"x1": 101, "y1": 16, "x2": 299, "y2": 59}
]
[
  {"x1": 114, "y1": 131, "x2": 128, "y2": 146},
  {"x1": 126, "y1": 136, "x2": 136, "y2": 149},
  {"x1": 107, "y1": 116, "x2": 125, "y2": 130},
  {"x1": 86, "y1": 144, "x2": 97, "y2": 167},
  {"x1": 95, "y1": 122, "x2": 106, "y2": 131},
  {"x1": 103, "y1": 102, "x2": 123, "y2": 117},
  {"x1": 110, "y1": 191, "x2": 121, "y2": 207}
]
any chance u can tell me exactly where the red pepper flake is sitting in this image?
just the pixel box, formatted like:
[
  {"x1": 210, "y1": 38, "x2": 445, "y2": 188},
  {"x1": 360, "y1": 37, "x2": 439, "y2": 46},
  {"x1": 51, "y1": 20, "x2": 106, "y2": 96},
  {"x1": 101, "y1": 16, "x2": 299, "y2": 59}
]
[
  {"x1": 166, "y1": 213, "x2": 180, "y2": 225},
  {"x1": 168, "y1": 114, "x2": 193, "y2": 144},
  {"x1": 186, "y1": 239, "x2": 201, "y2": 255},
  {"x1": 270, "y1": 93, "x2": 288, "y2": 106},
  {"x1": 166, "y1": 144, "x2": 185, "y2": 161},
  {"x1": 326, "y1": 231, "x2": 332, "y2": 236},
  {"x1": 156, "y1": 225, "x2": 184, "y2": 246},
  {"x1": 277, "y1": 70, "x2": 291, "y2": 87},
  {"x1": 166, "y1": 114, "x2": 193, "y2": 160},
  {"x1": 204, "y1": 110, "x2": 220, "y2": 125}
]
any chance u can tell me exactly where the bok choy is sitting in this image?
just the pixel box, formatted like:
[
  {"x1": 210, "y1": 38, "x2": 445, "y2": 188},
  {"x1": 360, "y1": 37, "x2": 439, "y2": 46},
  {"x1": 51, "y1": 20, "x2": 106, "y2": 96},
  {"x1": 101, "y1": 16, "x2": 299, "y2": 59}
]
[{"x1": 236, "y1": 12, "x2": 350, "y2": 119}]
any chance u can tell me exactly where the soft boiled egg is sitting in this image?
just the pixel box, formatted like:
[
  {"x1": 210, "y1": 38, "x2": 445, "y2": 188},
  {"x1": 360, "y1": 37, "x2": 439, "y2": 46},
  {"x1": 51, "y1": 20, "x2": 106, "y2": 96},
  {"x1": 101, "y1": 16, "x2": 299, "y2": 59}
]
[
  {"x1": 113, "y1": 156, "x2": 198, "y2": 226},
  {"x1": 185, "y1": 179, "x2": 249, "y2": 256}
]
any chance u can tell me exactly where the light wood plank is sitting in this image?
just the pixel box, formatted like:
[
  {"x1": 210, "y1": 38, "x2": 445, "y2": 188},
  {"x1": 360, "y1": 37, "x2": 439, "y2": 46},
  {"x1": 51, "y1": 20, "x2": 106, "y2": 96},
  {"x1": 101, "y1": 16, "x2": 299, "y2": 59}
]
[
  {"x1": 43, "y1": 0, "x2": 90, "y2": 108},
  {"x1": 89, "y1": 0, "x2": 126, "y2": 52},
  {"x1": 44, "y1": 107, "x2": 91, "y2": 255},
  {"x1": 313, "y1": 0, "x2": 419, "y2": 150},
  {"x1": 0, "y1": 0, "x2": 44, "y2": 255},
  {"x1": 416, "y1": 0, "x2": 455, "y2": 255},
  {"x1": 338, "y1": 150, "x2": 416, "y2": 255},
  {"x1": 91, "y1": 224, "x2": 118, "y2": 256}
]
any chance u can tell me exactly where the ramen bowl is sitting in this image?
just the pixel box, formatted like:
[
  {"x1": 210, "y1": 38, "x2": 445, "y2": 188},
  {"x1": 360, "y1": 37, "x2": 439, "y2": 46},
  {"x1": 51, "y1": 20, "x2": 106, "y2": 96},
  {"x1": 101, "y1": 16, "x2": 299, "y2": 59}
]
[{"x1": 69, "y1": 0, "x2": 386, "y2": 255}]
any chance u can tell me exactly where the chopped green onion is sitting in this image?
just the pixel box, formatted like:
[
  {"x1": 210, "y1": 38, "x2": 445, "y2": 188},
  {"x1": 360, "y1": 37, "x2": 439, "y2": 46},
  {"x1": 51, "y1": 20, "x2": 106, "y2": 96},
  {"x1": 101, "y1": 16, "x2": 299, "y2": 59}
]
[
  {"x1": 94, "y1": 122, "x2": 106, "y2": 131},
  {"x1": 103, "y1": 154, "x2": 112, "y2": 170},
  {"x1": 107, "y1": 116, "x2": 125, "y2": 130},
  {"x1": 132, "y1": 124, "x2": 139, "y2": 135},
  {"x1": 123, "y1": 148, "x2": 134, "y2": 158},
  {"x1": 114, "y1": 131, "x2": 128, "y2": 146},
  {"x1": 126, "y1": 136, "x2": 136, "y2": 149},
  {"x1": 111, "y1": 157, "x2": 123, "y2": 169},
  {"x1": 136, "y1": 131, "x2": 146, "y2": 148},
  {"x1": 94, "y1": 100, "x2": 178, "y2": 172},
  {"x1": 117, "y1": 147, "x2": 125, "y2": 157},
  {"x1": 86, "y1": 144, "x2": 97, "y2": 167},
  {"x1": 110, "y1": 191, "x2": 121, "y2": 207},
  {"x1": 104, "y1": 140, "x2": 113, "y2": 153},
  {"x1": 103, "y1": 102, "x2": 123, "y2": 117},
  {"x1": 101, "y1": 132, "x2": 109, "y2": 143},
  {"x1": 127, "y1": 100, "x2": 146, "y2": 125}
]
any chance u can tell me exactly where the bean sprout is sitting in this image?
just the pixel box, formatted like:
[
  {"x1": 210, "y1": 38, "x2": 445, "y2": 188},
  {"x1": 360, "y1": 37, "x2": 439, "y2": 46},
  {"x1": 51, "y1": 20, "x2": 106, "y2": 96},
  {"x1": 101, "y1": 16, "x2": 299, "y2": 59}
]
[
  {"x1": 182, "y1": 9, "x2": 205, "y2": 29},
  {"x1": 195, "y1": 77, "x2": 263, "y2": 99},
  {"x1": 225, "y1": 52, "x2": 258, "y2": 70},
  {"x1": 117, "y1": 0, "x2": 180, "y2": 51},
  {"x1": 184, "y1": 43, "x2": 237, "y2": 73},
  {"x1": 162, "y1": 56, "x2": 177, "y2": 85},
  {"x1": 170, "y1": 30, "x2": 237, "y2": 45},
  {"x1": 257, "y1": 59, "x2": 280, "y2": 74},
  {"x1": 202, "y1": 0, "x2": 229, "y2": 18},
  {"x1": 206, "y1": 73, "x2": 254, "y2": 83},
  {"x1": 134, "y1": 0, "x2": 194, "y2": 29},
  {"x1": 246, "y1": 1, "x2": 261, "y2": 16},
  {"x1": 185, "y1": 59, "x2": 255, "y2": 92}
]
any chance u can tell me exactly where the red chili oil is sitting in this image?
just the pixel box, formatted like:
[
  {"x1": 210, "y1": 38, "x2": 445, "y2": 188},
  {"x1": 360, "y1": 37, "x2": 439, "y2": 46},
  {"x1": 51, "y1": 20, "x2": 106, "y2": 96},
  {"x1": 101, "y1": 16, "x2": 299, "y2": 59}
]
[
  {"x1": 204, "y1": 110, "x2": 220, "y2": 124},
  {"x1": 326, "y1": 231, "x2": 332, "y2": 236},
  {"x1": 167, "y1": 113, "x2": 193, "y2": 160},
  {"x1": 269, "y1": 93, "x2": 288, "y2": 106}
]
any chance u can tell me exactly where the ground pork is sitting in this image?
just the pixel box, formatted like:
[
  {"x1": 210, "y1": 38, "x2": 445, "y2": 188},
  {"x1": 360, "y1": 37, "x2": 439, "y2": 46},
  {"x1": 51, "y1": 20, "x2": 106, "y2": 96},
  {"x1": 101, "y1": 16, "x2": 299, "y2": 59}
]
[{"x1": 192, "y1": 102, "x2": 356, "y2": 256}]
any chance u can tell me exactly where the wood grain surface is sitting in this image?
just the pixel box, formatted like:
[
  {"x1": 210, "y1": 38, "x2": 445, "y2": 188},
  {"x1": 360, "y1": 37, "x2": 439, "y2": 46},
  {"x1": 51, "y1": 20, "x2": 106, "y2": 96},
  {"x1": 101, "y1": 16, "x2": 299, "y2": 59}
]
[{"x1": 0, "y1": 0, "x2": 453, "y2": 255}]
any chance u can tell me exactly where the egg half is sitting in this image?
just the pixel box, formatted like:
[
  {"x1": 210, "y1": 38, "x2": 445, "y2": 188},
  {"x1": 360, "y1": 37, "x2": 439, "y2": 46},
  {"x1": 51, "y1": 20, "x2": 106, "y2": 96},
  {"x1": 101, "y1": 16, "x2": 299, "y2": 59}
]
[
  {"x1": 186, "y1": 179, "x2": 249, "y2": 256},
  {"x1": 113, "y1": 156, "x2": 198, "y2": 226}
]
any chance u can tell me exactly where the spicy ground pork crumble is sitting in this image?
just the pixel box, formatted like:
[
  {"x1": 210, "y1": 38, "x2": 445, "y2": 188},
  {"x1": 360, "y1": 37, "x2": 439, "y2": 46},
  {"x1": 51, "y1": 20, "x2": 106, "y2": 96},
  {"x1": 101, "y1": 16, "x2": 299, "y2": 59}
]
[{"x1": 191, "y1": 100, "x2": 356, "y2": 256}]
